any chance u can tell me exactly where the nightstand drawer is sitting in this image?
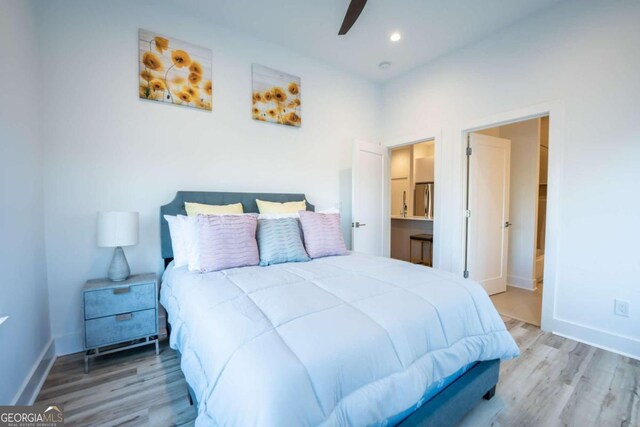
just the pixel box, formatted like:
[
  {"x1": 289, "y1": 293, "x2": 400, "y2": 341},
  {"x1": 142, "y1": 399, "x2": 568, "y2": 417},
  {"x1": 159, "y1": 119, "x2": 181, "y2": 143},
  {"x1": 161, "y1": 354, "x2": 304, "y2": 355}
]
[
  {"x1": 84, "y1": 282, "x2": 155, "y2": 319},
  {"x1": 85, "y1": 308, "x2": 157, "y2": 348}
]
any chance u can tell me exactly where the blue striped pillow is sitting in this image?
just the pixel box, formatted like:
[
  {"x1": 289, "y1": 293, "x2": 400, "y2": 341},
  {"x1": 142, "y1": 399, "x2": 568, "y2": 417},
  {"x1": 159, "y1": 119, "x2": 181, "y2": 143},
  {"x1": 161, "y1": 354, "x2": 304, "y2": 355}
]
[{"x1": 257, "y1": 218, "x2": 310, "y2": 266}]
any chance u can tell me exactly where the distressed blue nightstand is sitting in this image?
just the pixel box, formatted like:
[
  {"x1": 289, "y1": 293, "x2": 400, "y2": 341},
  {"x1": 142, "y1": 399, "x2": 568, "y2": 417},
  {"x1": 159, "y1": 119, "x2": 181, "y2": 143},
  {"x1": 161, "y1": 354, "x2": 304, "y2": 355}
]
[{"x1": 83, "y1": 273, "x2": 159, "y2": 373}]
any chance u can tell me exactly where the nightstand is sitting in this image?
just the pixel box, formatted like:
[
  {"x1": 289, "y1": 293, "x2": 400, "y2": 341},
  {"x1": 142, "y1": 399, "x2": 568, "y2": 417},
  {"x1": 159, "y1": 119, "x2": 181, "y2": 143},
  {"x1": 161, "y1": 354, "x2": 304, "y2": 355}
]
[{"x1": 83, "y1": 273, "x2": 159, "y2": 373}]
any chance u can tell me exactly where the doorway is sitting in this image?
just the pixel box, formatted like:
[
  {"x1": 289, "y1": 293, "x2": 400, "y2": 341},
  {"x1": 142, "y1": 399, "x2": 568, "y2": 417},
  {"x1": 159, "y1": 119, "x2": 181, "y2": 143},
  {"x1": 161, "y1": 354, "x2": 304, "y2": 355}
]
[
  {"x1": 464, "y1": 117, "x2": 549, "y2": 326},
  {"x1": 389, "y1": 140, "x2": 435, "y2": 265}
]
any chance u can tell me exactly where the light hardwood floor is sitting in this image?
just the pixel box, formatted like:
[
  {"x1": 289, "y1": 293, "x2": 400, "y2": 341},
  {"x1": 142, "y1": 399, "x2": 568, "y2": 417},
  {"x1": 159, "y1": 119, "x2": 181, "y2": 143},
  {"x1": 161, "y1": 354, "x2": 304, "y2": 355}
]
[
  {"x1": 37, "y1": 317, "x2": 639, "y2": 427},
  {"x1": 490, "y1": 285, "x2": 543, "y2": 326}
]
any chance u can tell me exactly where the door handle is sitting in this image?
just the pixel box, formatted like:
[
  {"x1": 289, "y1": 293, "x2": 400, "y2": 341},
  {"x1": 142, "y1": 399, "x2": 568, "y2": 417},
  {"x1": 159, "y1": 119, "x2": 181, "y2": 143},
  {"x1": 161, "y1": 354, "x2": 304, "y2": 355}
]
[
  {"x1": 504, "y1": 221, "x2": 512, "y2": 228},
  {"x1": 116, "y1": 313, "x2": 133, "y2": 322},
  {"x1": 352, "y1": 222, "x2": 367, "y2": 228}
]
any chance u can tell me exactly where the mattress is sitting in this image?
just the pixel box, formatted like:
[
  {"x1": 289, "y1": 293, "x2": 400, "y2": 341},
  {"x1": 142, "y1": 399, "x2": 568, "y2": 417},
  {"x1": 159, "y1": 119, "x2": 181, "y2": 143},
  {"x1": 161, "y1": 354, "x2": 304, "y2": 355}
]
[{"x1": 160, "y1": 253, "x2": 519, "y2": 426}]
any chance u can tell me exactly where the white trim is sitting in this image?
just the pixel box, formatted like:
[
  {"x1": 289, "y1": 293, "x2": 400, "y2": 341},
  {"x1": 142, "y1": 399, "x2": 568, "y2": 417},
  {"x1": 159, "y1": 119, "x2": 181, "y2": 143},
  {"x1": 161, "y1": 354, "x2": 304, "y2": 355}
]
[
  {"x1": 552, "y1": 318, "x2": 640, "y2": 360},
  {"x1": 0, "y1": 316, "x2": 8, "y2": 327},
  {"x1": 507, "y1": 275, "x2": 536, "y2": 290},
  {"x1": 12, "y1": 339, "x2": 56, "y2": 405},
  {"x1": 457, "y1": 99, "x2": 565, "y2": 334},
  {"x1": 507, "y1": 283, "x2": 538, "y2": 293}
]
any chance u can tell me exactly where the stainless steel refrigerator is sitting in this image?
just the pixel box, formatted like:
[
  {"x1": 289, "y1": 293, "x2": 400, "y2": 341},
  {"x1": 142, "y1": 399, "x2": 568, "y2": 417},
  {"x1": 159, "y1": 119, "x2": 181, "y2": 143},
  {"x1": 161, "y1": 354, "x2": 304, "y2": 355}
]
[{"x1": 414, "y1": 182, "x2": 434, "y2": 219}]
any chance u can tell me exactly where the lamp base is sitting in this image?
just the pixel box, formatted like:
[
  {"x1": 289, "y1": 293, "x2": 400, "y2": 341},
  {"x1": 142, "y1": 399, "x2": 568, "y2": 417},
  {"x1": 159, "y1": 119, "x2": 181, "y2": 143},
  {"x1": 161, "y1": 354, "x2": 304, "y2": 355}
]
[{"x1": 108, "y1": 246, "x2": 131, "y2": 282}]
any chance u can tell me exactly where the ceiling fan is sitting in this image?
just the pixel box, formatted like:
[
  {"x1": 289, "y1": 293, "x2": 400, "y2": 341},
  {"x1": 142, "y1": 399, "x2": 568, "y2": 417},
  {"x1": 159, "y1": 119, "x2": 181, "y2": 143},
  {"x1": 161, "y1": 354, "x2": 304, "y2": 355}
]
[{"x1": 338, "y1": 0, "x2": 368, "y2": 35}]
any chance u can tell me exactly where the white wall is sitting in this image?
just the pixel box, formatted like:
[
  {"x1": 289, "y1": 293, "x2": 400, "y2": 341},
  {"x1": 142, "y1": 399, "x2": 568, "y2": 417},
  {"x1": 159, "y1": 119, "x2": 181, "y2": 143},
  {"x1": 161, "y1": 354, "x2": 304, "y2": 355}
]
[
  {"x1": 499, "y1": 119, "x2": 540, "y2": 290},
  {"x1": 382, "y1": 0, "x2": 640, "y2": 357},
  {"x1": 0, "y1": 0, "x2": 52, "y2": 404},
  {"x1": 38, "y1": 0, "x2": 382, "y2": 355}
]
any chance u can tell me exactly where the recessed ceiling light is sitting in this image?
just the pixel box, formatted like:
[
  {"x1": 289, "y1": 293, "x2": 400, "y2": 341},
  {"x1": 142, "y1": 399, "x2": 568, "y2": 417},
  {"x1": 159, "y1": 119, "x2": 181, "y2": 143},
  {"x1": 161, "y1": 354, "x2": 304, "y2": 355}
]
[
  {"x1": 390, "y1": 32, "x2": 401, "y2": 42},
  {"x1": 378, "y1": 61, "x2": 391, "y2": 69}
]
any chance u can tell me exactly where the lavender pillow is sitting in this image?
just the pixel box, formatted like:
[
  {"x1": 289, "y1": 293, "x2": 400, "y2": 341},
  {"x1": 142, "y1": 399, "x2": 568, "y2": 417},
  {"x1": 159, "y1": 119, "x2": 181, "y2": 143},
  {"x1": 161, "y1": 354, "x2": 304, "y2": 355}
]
[
  {"x1": 197, "y1": 214, "x2": 259, "y2": 272},
  {"x1": 298, "y1": 211, "x2": 348, "y2": 259}
]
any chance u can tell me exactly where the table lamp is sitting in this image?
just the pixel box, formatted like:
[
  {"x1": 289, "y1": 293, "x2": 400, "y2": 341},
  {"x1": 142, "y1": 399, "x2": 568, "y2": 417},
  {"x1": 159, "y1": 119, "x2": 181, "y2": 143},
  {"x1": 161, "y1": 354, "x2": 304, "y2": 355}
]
[{"x1": 97, "y1": 211, "x2": 139, "y2": 281}]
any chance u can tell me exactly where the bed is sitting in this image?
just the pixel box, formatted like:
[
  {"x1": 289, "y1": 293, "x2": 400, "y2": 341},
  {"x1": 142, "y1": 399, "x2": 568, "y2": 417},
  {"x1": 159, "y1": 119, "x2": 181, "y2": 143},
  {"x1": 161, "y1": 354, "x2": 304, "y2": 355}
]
[{"x1": 159, "y1": 191, "x2": 519, "y2": 427}]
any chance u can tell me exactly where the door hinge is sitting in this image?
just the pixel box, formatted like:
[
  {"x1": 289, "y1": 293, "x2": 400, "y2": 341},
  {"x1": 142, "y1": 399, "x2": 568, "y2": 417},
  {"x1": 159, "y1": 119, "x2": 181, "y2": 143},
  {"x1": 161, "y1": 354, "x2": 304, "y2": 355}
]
[
  {"x1": 463, "y1": 270, "x2": 469, "y2": 279},
  {"x1": 464, "y1": 209, "x2": 471, "y2": 218},
  {"x1": 466, "y1": 146, "x2": 472, "y2": 156}
]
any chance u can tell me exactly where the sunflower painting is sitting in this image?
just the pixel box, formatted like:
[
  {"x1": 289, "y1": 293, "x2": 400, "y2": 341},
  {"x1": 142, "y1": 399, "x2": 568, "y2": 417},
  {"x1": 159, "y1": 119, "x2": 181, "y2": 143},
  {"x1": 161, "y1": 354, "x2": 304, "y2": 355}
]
[
  {"x1": 139, "y1": 29, "x2": 212, "y2": 111},
  {"x1": 252, "y1": 64, "x2": 301, "y2": 127}
]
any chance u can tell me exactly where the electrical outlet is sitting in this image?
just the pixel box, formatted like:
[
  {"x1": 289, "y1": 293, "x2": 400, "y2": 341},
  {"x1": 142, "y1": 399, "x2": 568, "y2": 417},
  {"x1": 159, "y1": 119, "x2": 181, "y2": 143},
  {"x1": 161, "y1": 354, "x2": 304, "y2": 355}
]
[{"x1": 614, "y1": 299, "x2": 629, "y2": 317}]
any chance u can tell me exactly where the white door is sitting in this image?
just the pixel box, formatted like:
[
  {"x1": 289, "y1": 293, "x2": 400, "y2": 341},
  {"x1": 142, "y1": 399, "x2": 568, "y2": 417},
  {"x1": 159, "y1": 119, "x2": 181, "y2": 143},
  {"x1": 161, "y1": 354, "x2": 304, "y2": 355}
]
[
  {"x1": 352, "y1": 140, "x2": 385, "y2": 256},
  {"x1": 466, "y1": 133, "x2": 511, "y2": 295}
]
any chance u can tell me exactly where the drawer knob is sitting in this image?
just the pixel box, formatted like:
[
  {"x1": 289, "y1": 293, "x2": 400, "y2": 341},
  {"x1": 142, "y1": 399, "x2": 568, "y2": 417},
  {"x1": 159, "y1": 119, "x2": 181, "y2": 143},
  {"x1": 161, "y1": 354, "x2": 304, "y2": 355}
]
[
  {"x1": 113, "y1": 287, "x2": 130, "y2": 295},
  {"x1": 115, "y1": 313, "x2": 133, "y2": 321}
]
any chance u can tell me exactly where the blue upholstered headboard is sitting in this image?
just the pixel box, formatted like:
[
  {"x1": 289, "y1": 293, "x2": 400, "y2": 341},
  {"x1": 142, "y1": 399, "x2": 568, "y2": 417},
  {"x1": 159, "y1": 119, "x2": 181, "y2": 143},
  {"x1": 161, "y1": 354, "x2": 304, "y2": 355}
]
[{"x1": 160, "y1": 191, "x2": 314, "y2": 262}]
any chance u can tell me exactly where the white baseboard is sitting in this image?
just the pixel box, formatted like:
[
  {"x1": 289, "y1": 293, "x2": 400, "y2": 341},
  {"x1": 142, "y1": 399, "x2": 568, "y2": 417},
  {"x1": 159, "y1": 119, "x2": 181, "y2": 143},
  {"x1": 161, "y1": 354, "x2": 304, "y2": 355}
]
[
  {"x1": 552, "y1": 317, "x2": 640, "y2": 360},
  {"x1": 507, "y1": 283, "x2": 538, "y2": 292},
  {"x1": 507, "y1": 275, "x2": 536, "y2": 290},
  {"x1": 12, "y1": 339, "x2": 56, "y2": 405},
  {"x1": 54, "y1": 331, "x2": 84, "y2": 356}
]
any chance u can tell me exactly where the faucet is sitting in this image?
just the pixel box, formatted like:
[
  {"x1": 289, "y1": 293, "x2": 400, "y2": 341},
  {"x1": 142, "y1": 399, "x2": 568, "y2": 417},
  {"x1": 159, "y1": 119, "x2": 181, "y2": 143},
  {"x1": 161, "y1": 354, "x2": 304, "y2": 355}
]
[{"x1": 402, "y1": 191, "x2": 407, "y2": 217}]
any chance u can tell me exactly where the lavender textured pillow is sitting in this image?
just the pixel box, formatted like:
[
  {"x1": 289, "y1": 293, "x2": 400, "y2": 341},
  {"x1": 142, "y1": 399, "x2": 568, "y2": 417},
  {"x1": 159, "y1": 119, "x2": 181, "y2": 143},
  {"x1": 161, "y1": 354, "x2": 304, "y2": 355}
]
[
  {"x1": 298, "y1": 211, "x2": 348, "y2": 259},
  {"x1": 197, "y1": 214, "x2": 259, "y2": 272}
]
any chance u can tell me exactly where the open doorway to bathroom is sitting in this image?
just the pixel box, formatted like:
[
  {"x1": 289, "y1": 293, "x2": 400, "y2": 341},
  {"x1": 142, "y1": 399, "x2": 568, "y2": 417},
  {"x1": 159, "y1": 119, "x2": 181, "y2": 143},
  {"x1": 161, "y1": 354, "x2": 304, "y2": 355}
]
[{"x1": 465, "y1": 116, "x2": 549, "y2": 326}]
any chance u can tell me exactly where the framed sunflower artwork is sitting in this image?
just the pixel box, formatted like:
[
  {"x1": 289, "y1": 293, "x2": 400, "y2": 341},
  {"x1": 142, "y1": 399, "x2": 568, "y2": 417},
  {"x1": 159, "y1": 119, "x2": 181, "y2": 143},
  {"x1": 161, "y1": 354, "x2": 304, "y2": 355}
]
[
  {"x1": 252, "y1": 64, "x2": 301, "y2": 127},
  {"x1": 139, "y1": 29, "x2": 212, "y2": 111}
]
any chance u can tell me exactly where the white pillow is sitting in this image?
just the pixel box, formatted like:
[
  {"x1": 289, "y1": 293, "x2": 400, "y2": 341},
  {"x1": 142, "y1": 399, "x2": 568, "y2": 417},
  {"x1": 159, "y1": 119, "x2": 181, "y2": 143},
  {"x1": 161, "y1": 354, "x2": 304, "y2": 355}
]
[
  {"x1": 164, "y1": 215, "x2": 188, "y2": 268},
  {"x1": 164, "y1": 215, "x2": 200, "y2": 270},
  {"x1": 183, "y1": 216, "x2": 201, "y2": 272}
]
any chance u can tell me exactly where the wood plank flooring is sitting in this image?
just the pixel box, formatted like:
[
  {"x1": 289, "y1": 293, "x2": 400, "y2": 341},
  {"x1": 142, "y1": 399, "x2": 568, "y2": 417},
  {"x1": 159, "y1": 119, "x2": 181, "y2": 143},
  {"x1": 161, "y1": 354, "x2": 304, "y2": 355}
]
[{"x1": 37, "y1": 318, "x2": 639, "y2": 426}]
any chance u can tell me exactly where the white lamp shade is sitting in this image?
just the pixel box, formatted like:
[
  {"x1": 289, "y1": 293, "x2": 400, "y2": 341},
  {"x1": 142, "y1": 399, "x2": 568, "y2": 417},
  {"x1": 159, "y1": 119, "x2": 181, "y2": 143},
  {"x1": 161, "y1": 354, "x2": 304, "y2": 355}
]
[{"x1": 97, "y1": 211, "x2": 139, "y2": 247}]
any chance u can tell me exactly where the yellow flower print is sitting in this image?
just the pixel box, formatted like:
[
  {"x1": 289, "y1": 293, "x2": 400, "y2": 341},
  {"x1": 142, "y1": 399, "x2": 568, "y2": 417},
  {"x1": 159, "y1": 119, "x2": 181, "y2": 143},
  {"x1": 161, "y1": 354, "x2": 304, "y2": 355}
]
[
  {"x1": 143, "y1": 52, "x2": 163, "y2": 71},
  {"x1": 172, "y1": 76, "x2": 186, "y2": 85},
  {"x1": 252, "y1": 91, "x2": 263, "y2": 104},
  {"x1": 188, "y1": 72, "x2": 202, "y2": 85},
  {"x1": 202, "y1": 100, "x2": 212, "y2": 110},
  {"x1": 189, "y1": 61, "x2": 203, "y2": 75},
  {"x1": 284, "y1": 112, "x2": 301, "y2": 126},
  {"x1": 171, "y1": 50, "x2": 191, "y2": 68},
  {"x1": 154, "y1": 36, "x2": 169, "y2": 54},
  {"x1": 272, "y1": 87, "x2": 287, "y2": 103},
  {"x1": 267, "y1": 109, "x2": 277, "y2": 119},
  {"x1": 263, "y1": 90, "x2": 273, "y2": 102},
  {"x1": 288, "y1": 82, "x2": 299, "y2": 95},
  {"x1": 149, "y1": 79, "x2": 166, "y2": 91},
  {"x1": 177, "y1": 91, "x2": 192, "y2": 103},
  {"x1": 186, "y1": 86, "x2": 199, "y2": 99},
  {"x1": 140, "y1": 70, "x2": 154, "y2": 82},
  {"x1": 204, "y1": 80, "x2": 213, "y2": 96}
]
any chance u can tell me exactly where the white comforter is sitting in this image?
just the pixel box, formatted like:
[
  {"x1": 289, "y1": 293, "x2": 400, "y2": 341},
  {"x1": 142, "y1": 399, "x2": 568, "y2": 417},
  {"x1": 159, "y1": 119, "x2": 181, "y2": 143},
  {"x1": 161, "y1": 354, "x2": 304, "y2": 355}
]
[{"x1": 160, "y1": 253, "x2": 519, "y2": 427}]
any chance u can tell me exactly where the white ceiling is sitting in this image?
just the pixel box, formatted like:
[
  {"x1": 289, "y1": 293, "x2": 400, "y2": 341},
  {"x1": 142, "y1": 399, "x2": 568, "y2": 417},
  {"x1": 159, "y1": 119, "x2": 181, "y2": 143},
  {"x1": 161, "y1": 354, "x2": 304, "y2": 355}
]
[{"x1": 178, "y1": 0, "x2": 561, "y2": 82}]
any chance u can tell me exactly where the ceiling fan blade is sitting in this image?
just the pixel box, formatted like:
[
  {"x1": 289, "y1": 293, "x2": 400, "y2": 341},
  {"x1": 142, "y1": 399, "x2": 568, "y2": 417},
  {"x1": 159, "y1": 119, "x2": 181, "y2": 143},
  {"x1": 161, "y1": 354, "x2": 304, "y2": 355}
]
[{"x1": 338, "y1": 0, "x2": 368, "y2": 35}]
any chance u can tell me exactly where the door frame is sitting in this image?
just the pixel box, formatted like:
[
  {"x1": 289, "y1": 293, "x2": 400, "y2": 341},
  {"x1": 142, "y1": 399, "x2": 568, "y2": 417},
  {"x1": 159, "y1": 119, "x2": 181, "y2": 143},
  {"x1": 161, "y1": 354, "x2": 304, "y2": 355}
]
[
  {"x1": 459, "y1": 100, "x2": 565, "y2": 332},
  {"x1": 384, "y1": 129, "x2": 443, "y2": 267}
]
